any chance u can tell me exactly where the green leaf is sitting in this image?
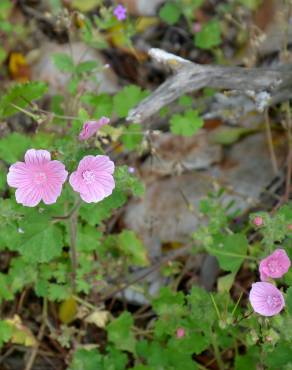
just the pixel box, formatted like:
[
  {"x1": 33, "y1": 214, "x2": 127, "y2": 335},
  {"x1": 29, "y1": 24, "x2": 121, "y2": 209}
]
[
  {"x1": 152, "y1": 287, "x2": 185, "y2": 316},
  {"x1": 107, "y1": 312, "x2": 136, "y2": 354},
  {"x1": 72, "y1": 0, "x2": 101, "y2": 12},
  {"x1": 188, "y1": 286, "x2": 216, "y2": 329},
  {"x1": 238, "y1": 0, "x2": 262, "y2": 10},
  {"x1": 76, "y1": 60, "x2": 98, "y2": 74},
  {"x1": 286, "y1": 287, "x2": 292, "y2": 316},
  {"x1": 217, "y1": 272, "x2": 236, "y2": 293},
  {"x1": 69, "y1": 348, "x2": 103, "y2": 370},
  {"x1": 265, "y1": 341, "x2": 292, "y2": 368},
  {"x1": 80, "y1": 189, "x2": 126, "y2": 226},
  {"x1": 0, "y1": 81, "x2": 48, "y2": 118},
  {"x1": 118, "y1": 230, "x2": 149, "y2": 266},
  {"x1": 178, "y1": 95, "x2": 193, "y2": 107},
  {"x1": 48, "y1": 283, "x2": 70, "y2": 301},
  {"x1": 170, "y1": 109, "x2": 203, "y2": 136},
  {"x1": 52, "y1": 53, "x2": 75, "y2": 73},
  {"x1": 0, "y1": 273, "x2": 13, "y2": 301},
  {"x1": 77, "y1": 225, "x2": 102, "y2": 252},
  {"x1": 121, "y1": 123, "x2": 143, "y2": 150},
  {"x1": 16, "y1": 216, "x2": 63, "y2": 263},
  {"x1": 159, "y1": 3, "x2": 182, "y2": 25},
  {"x1": 103, "y1": 347, "x2": 128, "y2": 370},
  {"x1": 210, "y1": 127, "x2": 256, "y2": 145},
  {"x1": 113, "y1": 85, "x2": 148, "y2": 118},
  {"x1": 0, "y1": 320, "x2": 13, "y2": 347},
  {"x1": 0, "y1": 132, "x2": 31, "y2": 163},
  {"x1": 195, "y1": 20, "x2": 221, "y2": 49},
  {"x1": 81, "y1": 93, "x2": 113, "y2": 118},
  {"x1": 168, "y1": 331, "x2": 209, "y2": 355},
  {"x1": 235, "y1": 346, "x2": 260, "y2": 370},
  {"x1": 206, "y1": 233, "x2": 248, "y2": 272}
]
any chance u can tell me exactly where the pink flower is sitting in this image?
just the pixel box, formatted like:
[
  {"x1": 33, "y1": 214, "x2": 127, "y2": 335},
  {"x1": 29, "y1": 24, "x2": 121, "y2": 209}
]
[
  {"x1": 249, "y1": 282, "x2": 285, "y2": 316},
  {"x1": 113, "y1": 4, "x2": 127, "y2": 21},
  {"x1": 288, "y1": 224, "x2": 292, "y2": 231},
  {"x1": 69, "y1": 155, "x2": 115, "y2": 203},
  {"x1": 7, "y1": 149, "x2": 68, "y2": 207},
  {"x1": 259, "y1": 249, "x2": 291, "y2": 281},
  {"x1": 79, "y1": 117, "x2": 110, "y2": 141},
  {"x1": 176, "y1": 328, "x2": 185, "y2": 338},
  {"x1": 253, "y1": 216, "x2": 263, "y2": 227}
]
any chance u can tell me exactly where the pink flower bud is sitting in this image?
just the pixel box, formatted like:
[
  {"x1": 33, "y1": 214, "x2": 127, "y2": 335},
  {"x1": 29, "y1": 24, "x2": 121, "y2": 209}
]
[
  {"x1": 253, "y1": 216, "x2": 263, "y2": 227},
  {"x1": 193, "y1": 22, "x2": 201, "y2": 33},
  {"x1": 288, "y1": 224, "x2": 292, "y2": 231},
  {"x1": 176, "y1": 328, "x2": 185, "y2": 338}
]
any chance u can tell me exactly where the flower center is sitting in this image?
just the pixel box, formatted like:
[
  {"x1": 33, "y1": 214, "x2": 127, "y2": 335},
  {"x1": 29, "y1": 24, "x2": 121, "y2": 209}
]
[
  {"x1": 267, "y1": 260, "x2": 280, "y2": 274},
  {"x1": 266, "y1": 295, "x2": 281, "y2": 308},
  {"x1": 33, "y1": 171, "x2": 47, "y2": 185},
  {"x1": 82, "y1": 170, "x2": 95, "y2": 184}
]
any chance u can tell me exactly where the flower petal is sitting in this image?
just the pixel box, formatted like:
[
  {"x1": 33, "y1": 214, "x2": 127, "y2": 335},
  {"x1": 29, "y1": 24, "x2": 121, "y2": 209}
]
[
  {"x1": 24, "y1": 149, "x2": 51, "y2": 165},
  {"x1": 7, "y1": 162, "x2": 32, "y2": 188},
  {"x1": 15, "y1": 186, "x2": 42, "y2": 207}
]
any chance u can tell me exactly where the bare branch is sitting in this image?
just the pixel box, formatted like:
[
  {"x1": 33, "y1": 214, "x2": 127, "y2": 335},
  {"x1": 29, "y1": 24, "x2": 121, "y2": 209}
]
[{"x1": 127, "y1": 48, "x2": 292, "y2": 123}]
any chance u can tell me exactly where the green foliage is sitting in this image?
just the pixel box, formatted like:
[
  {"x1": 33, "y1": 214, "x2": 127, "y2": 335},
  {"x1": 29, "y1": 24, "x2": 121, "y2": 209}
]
[
  {"x1": 159, "y1": 3, "x2": 181, "y2": 25},
  {"x1": 195, "y1": 20, "x2": 222, "y2": 49},
  {"x1": 15, "y1": 215, "x2": 63, "y2": 263},
  {"x1": 207, "y1": 233, "x2": 248, "y2": 272},
  {"x1": 107, "y1": 312, "x2": 136, "y2": 353},
  {"x1": 118, "y1": 230, "x2": 149, "y2": 266},
  {"x1": 238, "y1": 0, "x2": 262, "y2": 10},
  {"x1": 121, "y1": 123, "x2": 143, "y2": 150},
  {"x1": 113, "y1": 85, "x2": 148, "y2": 118},
  {"x1": 0, "y1": 132, "x2": 31, "y2": 163},
  {"x1": 52, "y1": 53, "x2": 75, "y2": 73},
  {"x1": 69, "y1": 348, "x2": 103, "y2": 370},
  {"x1": 0, "y1": 320, "x2": 12, "y2": 347},
  {"x1": 170, "y1": 109, "x2": 203, "y2": 136},
  {"x1": 0, "y1": 82, "x2": 48, "y2": 118},
  {"x1": 287, "y1": 287, "x2": 292, "y2": 316}
]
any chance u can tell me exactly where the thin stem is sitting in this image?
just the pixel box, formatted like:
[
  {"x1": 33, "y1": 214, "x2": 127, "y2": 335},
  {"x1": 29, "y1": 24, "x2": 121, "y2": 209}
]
[
  {"x1": 211, "y1": 332, "x2": 225, "y2": 370},
  {"x1": 264, "y1": 109, "x2": 278, "y2": 174},
  {"x1": 24, "y1": 298, "x2": 47, "y2": 370},
  {"x1": 283, "y1": 101, "x2": 292, "y2": 201},
  {"x1": 68, "y1": 199, "x2": 81, "y2": 293},
  {"x1": 231, "y1": 292, "x2": 243, "y2": 317},
  {"x1": 210, "y1": 293, "x2": 221, "y2": 321},
  {"x1": 53, "y1": 198, "x2": 81, "y2": 221},
  {"x1": 10, "y1": 103, "x2": 39, "y2": 120}
]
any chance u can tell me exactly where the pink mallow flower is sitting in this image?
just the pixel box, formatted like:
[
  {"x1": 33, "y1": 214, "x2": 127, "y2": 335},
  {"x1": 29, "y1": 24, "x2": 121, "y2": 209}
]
[
  {"x1": 259, "y1": 249, "x2": 291, "y2": 281},
  {"x1": 176, "y1": 328, "x2": 185, "y2": 339},
  {"x1": 113, "y1": 4, "x2": 127, "y2": 21},
  {"x1": 69, "y1": 155, "x2": 115, "y2": 203},
  {"x1": 7, "y1": 149, "x2": 68, "y2": 207},
  {"x1": 253, "y1": 216, "x2": 263, "y2": 227},
  {"x1": 249, "y1": 282, "x2": 285, "y2": 316},
  {"x1": 79, "y1": 117, "x2": 110, "y2": 141}
]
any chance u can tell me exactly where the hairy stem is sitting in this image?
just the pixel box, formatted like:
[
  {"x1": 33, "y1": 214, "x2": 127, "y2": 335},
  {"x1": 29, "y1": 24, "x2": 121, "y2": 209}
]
[
  {"x1": 68, "y1": 200, "x2": 81, "y2": 293},
  {"x1": 264, "y1": 109, "x2": 279, "y2": 175},
  {"x1": 211, "y1": 332, "x2": 225, "y2": 370}
]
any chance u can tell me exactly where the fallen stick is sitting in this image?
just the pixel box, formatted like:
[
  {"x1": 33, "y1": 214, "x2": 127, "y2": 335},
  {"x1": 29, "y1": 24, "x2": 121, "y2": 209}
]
[{"x1": 127, "y1": 48, "x2": 292, "y2": 123}]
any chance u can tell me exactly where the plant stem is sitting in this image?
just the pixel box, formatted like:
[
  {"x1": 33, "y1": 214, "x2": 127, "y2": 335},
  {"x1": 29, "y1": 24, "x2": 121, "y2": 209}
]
[
  {"x1": 264, "y1": 109, "x2": 278, "y2": 175},
  {"x1": 211, "y1": 332, "x2": 225, "y2": 370},
  {"x1": 284, "y1": 102, "x2": 292, "y2": 201},
  {"x1": 24, "y1": 298, "x2": 47, "y2": 370},
  {"x1": 68, "y1": 200, "x2": 81, "y2": 293}
]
